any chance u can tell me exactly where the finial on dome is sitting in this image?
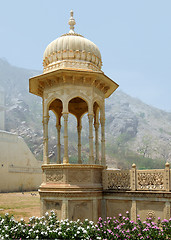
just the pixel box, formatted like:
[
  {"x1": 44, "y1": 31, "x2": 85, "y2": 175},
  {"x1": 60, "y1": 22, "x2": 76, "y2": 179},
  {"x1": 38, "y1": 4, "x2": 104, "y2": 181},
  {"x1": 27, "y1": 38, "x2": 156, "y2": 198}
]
[{"x1": 68, "y1": 10, "x2": 76, "y2": 34}]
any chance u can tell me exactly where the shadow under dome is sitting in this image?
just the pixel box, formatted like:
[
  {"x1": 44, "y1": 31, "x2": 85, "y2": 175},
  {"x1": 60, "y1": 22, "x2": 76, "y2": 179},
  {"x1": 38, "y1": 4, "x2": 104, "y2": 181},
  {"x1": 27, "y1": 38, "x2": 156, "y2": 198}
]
[{"x1": 68, "y1": 97, "x2": 88, "y2": 118}]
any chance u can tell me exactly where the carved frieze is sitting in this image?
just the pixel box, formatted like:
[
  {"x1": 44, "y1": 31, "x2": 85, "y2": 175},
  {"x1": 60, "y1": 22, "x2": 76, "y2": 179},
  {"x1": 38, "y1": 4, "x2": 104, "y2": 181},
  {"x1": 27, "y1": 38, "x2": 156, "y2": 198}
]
[
  {"x1": 146, "y1": 211, "x2": 156, "y2": 221},
  {"x1": 46, "y1": 170, "x2": 64, "y2": 183},
  {"x1": 106, "y1": 170, "x2": 131, "y2": 190},
  {"x1": 137, "y1": 171, "x2": 164, "y2": 190},
  {"x1": 68, "y1": 170, "x2": 91, "y2": 183},
  {"x1": 43, "y1": 60, "x2": 101, "y2": 74}
]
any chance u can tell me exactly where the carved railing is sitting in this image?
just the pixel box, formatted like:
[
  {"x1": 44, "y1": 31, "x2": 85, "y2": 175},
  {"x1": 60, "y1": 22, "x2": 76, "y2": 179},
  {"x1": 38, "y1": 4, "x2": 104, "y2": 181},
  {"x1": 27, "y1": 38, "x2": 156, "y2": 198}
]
[
  {"x1": 103, "y1": 163, "x2": 170, "y2": 192},
  {"x1": 137, "y1": 170, "x2": 164, "y2": 190},
  {"x1": 103, "y1": 169, "x2": 131, "y2": 190}
]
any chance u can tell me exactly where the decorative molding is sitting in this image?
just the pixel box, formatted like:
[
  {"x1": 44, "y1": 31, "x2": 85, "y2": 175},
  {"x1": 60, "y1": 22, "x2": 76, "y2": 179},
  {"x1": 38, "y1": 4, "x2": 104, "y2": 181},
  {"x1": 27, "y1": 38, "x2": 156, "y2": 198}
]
[
  {"x1": 146, "y1": 211, "x2": 156, "y2": 221},
  {"x1": 103, "y1": 170, "x2": 130, "y2": 190},
  {"x1": 39, "y1": 191, "x2": 103, "y2": 198},
  {"x1": 46, "y1": 170, "x2": 64, "y2": 183},
  {"x1": 68, "y1": 170, "x2": 91, "y2": 183},
  {"x1": 103, "y1": 191, "x2": 171, "y2": 199},
  {"x1": 42, "y1": 164, "x2": 104, "y2": 170},
  {"x1": 37, "y1": 74, "x2": 110, "y2": 97},
  {"x1": 137, "y1": 171, "x2": 164, "y2": 190},
  {"x1": 43, "y1": 53, "x2": 102, "y2": 73}
]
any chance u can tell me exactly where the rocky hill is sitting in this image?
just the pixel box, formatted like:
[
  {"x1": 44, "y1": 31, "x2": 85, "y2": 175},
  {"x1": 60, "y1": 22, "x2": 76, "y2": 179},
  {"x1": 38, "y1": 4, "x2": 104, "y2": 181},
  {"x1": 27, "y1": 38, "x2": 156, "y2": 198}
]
[{"x1": 0, "y1": 59, "x2": 171, "y2": 169}]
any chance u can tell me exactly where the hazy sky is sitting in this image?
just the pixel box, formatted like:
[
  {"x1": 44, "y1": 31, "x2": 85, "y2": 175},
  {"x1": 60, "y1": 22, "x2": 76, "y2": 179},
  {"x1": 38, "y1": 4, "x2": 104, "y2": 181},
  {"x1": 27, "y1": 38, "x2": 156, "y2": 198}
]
[{"x1": 0, "y1": 0, "x2": 171, "y2": 111}]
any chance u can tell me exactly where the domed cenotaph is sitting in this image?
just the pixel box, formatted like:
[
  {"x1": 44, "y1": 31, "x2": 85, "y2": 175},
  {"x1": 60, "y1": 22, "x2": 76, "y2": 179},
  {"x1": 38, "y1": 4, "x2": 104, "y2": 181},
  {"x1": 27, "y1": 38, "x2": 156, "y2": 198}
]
[{"x1": 29, "y1": 11, "x2": 118, "y2": 221}]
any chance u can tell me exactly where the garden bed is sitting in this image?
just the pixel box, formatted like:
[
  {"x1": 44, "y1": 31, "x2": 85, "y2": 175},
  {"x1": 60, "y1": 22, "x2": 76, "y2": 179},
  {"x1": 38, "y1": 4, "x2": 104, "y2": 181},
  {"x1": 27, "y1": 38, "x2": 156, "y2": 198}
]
[{"x1": 0, "y1": 211, "x2": 170, "y2": 239}]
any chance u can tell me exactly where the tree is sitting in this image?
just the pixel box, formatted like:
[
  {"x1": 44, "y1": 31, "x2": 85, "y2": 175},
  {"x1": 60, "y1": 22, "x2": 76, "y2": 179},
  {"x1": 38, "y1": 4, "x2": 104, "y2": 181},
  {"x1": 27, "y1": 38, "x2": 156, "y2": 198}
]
[{"x1": 137, "y1": 135, "x2": 153, "y2": 158}]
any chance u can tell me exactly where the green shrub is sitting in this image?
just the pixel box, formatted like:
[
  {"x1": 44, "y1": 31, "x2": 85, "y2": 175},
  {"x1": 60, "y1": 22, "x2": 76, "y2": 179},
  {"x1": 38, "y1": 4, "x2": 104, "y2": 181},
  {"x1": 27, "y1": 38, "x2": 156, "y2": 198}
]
[{"x1": 0, "y1": 211, "x2": 171, "y2": 239}]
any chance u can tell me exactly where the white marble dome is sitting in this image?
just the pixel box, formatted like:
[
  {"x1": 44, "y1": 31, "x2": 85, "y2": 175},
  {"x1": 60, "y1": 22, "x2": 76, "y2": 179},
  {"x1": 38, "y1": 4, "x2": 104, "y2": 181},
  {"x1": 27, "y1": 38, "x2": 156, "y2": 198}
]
[{"x1": 43, "y1": 11, "x2": 102, "y2": 73}]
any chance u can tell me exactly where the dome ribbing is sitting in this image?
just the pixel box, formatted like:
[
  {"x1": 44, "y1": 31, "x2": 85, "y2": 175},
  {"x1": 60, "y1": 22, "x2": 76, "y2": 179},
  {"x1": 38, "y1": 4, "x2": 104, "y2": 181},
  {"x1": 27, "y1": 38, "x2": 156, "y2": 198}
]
[{"x1": 43, "y1": 11, "x2": 102, "y2": 73}]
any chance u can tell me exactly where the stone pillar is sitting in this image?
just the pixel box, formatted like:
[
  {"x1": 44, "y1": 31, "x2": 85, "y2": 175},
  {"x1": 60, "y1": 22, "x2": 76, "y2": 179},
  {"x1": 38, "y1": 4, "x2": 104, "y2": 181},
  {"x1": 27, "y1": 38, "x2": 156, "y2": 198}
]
[
  {"x1": 131, "y1": 200, "x2": 137, "y2": 222},
  {"x1": 100, "y1": 114, "x2": 106, "y2": 166},
  {"x1": 42, "y1": 115, "x2": 49, "y2": 164},
  {"x1": 94, "y1": 122, "x2": 99, "y2": 164},
  {"x1": 63, "y1": 113, "x2": 69, "y2": 164},
  {"x1": 56, "y1": 124, "x2": 61, "y2": 164},
  {"x1": 164, "y1": 201, "x2": 171, "y2": 219},
  {"x1": 131, "y1": 163, "x2": 137, "y2": 191},
  {"x1": 101, "y1": 198, "x2": 106, "y2": 219},
  {"x1": 77, "y1": 123, "x2": 82, "y2": 164},
  {"x1": 165, "y1": 162, "x2": 170, "y2": 191},
  {"x1": 61, "y1": 199, "x2": 68, "y2": 219},
  {"x1": 40, "y1": 199, "x2": 45, "y2": 216},
  {"x1": 88, "y1": 114, "x2": 94, "y2": 164},
  {"x1": 93, "y1": 198, "x2": 98, "y2": 222}
]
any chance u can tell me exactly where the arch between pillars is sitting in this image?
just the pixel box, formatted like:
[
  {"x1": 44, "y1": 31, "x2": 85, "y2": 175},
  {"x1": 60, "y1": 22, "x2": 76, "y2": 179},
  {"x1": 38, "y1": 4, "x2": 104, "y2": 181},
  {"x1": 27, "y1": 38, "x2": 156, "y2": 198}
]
[
  {"x1": 68, "y1": 97, "x2": 88, "y2": 164},
  {"x1": 93, "y1": 101, "x2": 100, "y2": 165},
  {"x1": 49, "y1": 99, "x2": 63, "y2": 120},
  {"x1": 45, "y1": 98, "x2": 63, "y2": 164},
  {"x1": 93, "y1": 98, "x2": 106, "y2": 166},
  {"x1": 66, "y1": 92, "x2": 92, "y2": 114},
  {"x1": 43, "y1": 92, "x2": 105, "y2": 165},
  {"x1": 44, "y1": 94, "x2": 64, "y2": 117}
]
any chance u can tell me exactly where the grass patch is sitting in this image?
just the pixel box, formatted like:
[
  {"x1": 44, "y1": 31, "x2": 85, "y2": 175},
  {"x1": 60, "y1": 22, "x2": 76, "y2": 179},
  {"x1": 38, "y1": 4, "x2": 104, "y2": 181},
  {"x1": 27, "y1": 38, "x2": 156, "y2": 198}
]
[{"x1": 0, "y1": 191, "x2": 40, "y2": 221}]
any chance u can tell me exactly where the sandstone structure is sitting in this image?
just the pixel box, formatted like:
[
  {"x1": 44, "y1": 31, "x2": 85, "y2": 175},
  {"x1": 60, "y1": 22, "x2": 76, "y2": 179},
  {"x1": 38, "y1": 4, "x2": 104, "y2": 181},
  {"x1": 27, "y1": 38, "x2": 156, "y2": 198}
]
[
  {"x1": 0, "y1": 131, "x2": 42, "y2": 192},
  {"x1": 29, "y1": 11, "x2": 171, "y2": 222},
  {"x1": 0, "y1": 86, "x2": 42, "y2": 192}
]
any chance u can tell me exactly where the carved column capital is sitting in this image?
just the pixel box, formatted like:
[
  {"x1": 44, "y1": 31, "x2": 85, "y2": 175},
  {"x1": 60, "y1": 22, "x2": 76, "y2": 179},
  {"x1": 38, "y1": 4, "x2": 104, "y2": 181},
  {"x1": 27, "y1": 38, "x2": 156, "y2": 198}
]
[
  {"x1": 77, "y1": 125, "x2": 82, "y2": 132},
  {"x1": 88, "y1": 113, "x2": 94, "y2": 121},
  {"x1": 56, "y1": 124, "x2": 61, "y2": 131},
  {"x1": 62, "y1": 112, "x2": 69, "y2": 121},
  {"x1": 42, "y1": 115, "x2": 50, "y2": 125},
  {"x1": 94, "y1": 122, "x2": 99, "y2": 130}
]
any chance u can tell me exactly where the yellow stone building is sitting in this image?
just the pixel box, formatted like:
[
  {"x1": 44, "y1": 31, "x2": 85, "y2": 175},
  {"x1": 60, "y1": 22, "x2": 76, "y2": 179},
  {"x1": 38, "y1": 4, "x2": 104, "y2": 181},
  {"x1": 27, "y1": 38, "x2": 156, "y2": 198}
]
[
  {"x1": 0, "y1": 87, "x2": 42, "y2": 193},
  {"x1": 29, "y1": 11, "x2": 171, "y2": 222}
]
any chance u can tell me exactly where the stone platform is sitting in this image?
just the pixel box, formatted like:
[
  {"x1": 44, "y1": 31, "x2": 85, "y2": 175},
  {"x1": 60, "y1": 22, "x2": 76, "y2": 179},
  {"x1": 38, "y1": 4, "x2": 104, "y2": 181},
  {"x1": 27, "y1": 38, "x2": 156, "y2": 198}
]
[
  {"x1": 39, "y1": 163, "x2": 171, "y2": 222},
  {"x1": 39, "y1": 164, "x2": 104, "y2": 221}
]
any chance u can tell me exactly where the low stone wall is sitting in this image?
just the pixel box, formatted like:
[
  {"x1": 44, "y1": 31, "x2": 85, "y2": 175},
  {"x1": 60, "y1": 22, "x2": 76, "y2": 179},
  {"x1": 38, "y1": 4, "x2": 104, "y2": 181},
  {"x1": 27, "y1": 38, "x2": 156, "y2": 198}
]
[
  {"x1": 0, "y1": 131, "x2": 42, "y2": 192},
  {"x1": 39, "y1": 163, "x2": 171, "y2": 222},
  {"x1": 103, "y1": 163, "x2": 171, "y2": 192},
  {"x1": 102, "y1": 163, "x2": 171, "y2": 222},
  {"x1": 39, "y1": 164, "x2": 104, "y2": 222}
]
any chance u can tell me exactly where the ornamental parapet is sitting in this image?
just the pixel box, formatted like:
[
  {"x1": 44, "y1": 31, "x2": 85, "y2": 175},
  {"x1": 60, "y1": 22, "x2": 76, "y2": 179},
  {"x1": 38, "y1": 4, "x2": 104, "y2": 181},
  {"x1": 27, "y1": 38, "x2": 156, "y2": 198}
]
[
  {"x1": 103, "y1": 163, "x2": 171, "y2": 192},
  {"x1": 39, "y1": 164, "x2": 104, "y2": 193}
]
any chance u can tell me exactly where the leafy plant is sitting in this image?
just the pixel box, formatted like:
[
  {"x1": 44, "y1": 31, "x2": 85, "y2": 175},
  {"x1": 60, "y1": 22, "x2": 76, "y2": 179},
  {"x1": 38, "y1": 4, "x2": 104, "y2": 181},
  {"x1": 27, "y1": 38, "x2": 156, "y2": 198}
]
[{"x1": 0, "y1": 211, "x2": 171, "y2": 239}]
